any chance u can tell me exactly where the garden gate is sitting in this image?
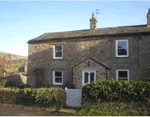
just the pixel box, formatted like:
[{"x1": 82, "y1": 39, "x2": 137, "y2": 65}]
[{"x1": 65, "y1": 87, "x2": 82, "y2": 108}]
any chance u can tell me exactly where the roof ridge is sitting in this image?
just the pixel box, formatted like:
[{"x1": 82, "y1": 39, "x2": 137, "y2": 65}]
[
  {"x1": 28, "y1": 24, "x2": 150, "y2": 42},
  {"x1": 43, "y1": 24, "x2": 147, "y2": 34}
]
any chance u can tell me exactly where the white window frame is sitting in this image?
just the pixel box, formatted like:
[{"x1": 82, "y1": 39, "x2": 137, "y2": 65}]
[
  {"x1": 82, "y1": 70, "x2": 96, "y2": 86},
  {"x1": 53, "y1": 45, "x2": 63, "y2": 59},
  {"x1": 116, "y1": 40, "x2": 129, "y2": 57},
  {"x1": 116, "y1": 69, "x2": 129, "y2": 81},
  {"x1": 53, "y1": 70, "x2": 63, "y2": 85}
]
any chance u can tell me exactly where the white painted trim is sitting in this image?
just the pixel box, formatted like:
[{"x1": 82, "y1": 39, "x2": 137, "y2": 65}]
[
  {"x1": 53, "y1": 45, "x2": 63, "y2": 59},
  {"x1": 82, "y1": 70, "x2": 96, "y2": 86},
  {"x1": 116, "y1": 40, "x2": 129, "y2": 57},
  {"x1": 53, "y1": 70, "x2": 63, "y2": 85},
  {"x1": 116, "y1": 69, "x2": 129, "y2": 81}
]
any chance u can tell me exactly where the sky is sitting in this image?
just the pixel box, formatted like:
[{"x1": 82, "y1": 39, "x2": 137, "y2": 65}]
[{"x1": 0, "y1": 1, "x2": 149, "y2": 57}]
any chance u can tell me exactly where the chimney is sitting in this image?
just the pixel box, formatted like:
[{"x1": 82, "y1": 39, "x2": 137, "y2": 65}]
[
  {"x1": 90, "y1": 13, "x2": 98, "y2": 30},
  {"x1": 147, "y1": 8, "x2": 150, "y2": 27}
]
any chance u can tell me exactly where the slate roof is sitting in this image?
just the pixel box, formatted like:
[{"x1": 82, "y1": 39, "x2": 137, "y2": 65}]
[{"x1": 28, "y1": 24, "x2": 150, "y2": 43}]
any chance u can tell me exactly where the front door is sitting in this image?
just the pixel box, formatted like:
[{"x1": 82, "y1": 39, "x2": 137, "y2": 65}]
[
  {"x1": 35, "y1": 69, "x2": 45, "y2": 88},
  {"x1": 82, "y1": 70, "x2": 96, "y2": 86}
]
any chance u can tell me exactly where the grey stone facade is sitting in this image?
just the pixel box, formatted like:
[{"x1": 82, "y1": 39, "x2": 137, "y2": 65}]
[{"x1": 27, "y1": 9, "x2": 150, "y2": 89}]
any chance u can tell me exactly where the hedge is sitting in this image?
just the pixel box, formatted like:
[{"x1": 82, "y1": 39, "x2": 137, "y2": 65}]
[
  {"x1": 82, "y1": 79, "x2": 150, "y2": 101},
  {"x1": 0, "y1": 88, "x2": 66, "y2": 107},
  {"x1": 78, "y1": 108, "x2": 148, "y2": 116}
]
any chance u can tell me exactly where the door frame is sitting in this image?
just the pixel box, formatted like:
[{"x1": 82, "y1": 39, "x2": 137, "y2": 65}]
[
  {"x1": 82, "y1": 70, "x2": 96, "y2": 86},
  {"x1": 34, "y1": 69, "x2": 45, "y2": 87}
]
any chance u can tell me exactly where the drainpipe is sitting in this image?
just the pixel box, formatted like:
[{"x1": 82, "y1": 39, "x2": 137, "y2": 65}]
[{"x1": 137, "y1": 36, "x2": 141, "y2": 69}]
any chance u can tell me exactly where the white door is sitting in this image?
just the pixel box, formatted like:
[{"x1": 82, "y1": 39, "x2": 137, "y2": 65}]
[{"x1": 82, "y1": 70, "x2": 96, "y2": 86}]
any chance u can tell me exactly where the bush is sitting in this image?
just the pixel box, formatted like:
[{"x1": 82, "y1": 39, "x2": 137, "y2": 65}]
[
  {"x1": 53, "y1": 88, "x2": 66, "y2": 110},
  {"x1": 1, "y1": 79, "x2": 10, "y2": 88},
  {"x1": 78, "y1": 108, "x2": 148, "y2": 116},
  {"x1": 140, "y1": 77, "x2": 150, "y2": 82},
  {"x1": 16, "y1": 88, "x2": 37, "y2": 105},
  {"x1": 82, "y1": 79, "x2": 150, "y2": 101},
  {"x1": 35, "y1": 88, "x2": 55, "y2": 105},
  {"x1": 0, "y1": 88, "x2": 20, "y2": 103},
  {"x1": 0, "y1": 88, "x2": 66, "y2": 109}
]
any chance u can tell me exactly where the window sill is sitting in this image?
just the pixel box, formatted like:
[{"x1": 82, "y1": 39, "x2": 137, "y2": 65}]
[
  {"x1": 53, "y1": 83, "x2": 63, "y2": 85},
  {"x1": 53, "y1": 57, "x2": 63, "y2": 59},
  {"x1": 116, "y1": 56, "x2": 129, "y2": 58}
]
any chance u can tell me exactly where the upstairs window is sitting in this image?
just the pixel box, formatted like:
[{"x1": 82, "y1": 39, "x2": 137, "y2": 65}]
[
  {"x1": 116, "y1": 40, "x2": 129, "y2": 57},
  {"x1": 53, "y1": 70, "x2": 63, "y2": 85},
  {"x1": 116, "y1": 69, "x2": 129, "y2": 81},
  {"x1": 53, "y1": 45, "x2": 63, "y2": 59}
]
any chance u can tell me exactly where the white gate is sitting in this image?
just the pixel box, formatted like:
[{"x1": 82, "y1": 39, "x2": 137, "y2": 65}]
[{"x1": 65, "y1": 87, "x2": 82, "y2": 108}]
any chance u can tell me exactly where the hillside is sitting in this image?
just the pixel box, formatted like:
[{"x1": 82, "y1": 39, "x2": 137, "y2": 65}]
[
  {"x1": 0, "y1": 51, "x2": 27, "y2": 61},
  {"x1": 0, "y1": 51, "x2": 27, "y2": 74}
]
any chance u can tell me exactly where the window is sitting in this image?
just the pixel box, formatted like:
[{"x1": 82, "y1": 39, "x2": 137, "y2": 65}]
[
  {"x1": 116, "y1": 69, "x2": 129, "y2": 81},
  {"x1": 82, "y1": 70, "x2": 96, "y2": 86},
  {"x1": 53, "y1": 70, "x2": 63, "y2": 85},
  {"x1": 53, "y1": 45, "x2": 63, "y2": 59},
  {"x1": 116, "y1": 40, "x2": 129, "y2": 57}
]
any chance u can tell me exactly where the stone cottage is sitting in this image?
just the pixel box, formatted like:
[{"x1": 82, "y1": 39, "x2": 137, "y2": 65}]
[{"x1": 27, "y1": 8, "x2": 150, "y2": 89}]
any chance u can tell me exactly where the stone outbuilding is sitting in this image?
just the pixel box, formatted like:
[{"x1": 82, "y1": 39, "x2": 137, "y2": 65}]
[{"x1": 2, "y1": 69, "x2": 13, "y2": 77}]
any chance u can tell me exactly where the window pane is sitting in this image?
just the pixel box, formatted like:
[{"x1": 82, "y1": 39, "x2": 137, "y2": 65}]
[
  {"x1": 55, "y1": 71, "x2": 62, "y2": 76},
  {"x1": 84, "y1": 72, "x2": 88, "y2": 83},
  {"x1": 118, "y1": 49, "x2": 127, "y2": 55},
  {"x1": 55, "y1": 78, "x2": 62, "y2": 83},
  {"x1": 55, "y1": 46, "x2": 62, "y2": 51},
  {"x1": 118, "y1": 71, "x2": 127, "y2": 78},
  {"x1": 90, "y1": 73, "x2": 94, "y2": 82},
  {"x1": 118, "y1": 41, "x2": 127, "y2": 49},
  {"x1": 56, "y1": 52, "x2": 62, "y2": 57}
]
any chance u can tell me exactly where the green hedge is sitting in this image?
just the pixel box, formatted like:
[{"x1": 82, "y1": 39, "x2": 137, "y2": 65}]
[
  {"x1": 0, "y1": 88, "x2": 66, "y2": 107},
  {"x1": 78, "y1": 108, "x2": 148, "y2": 116},
  {"x1": 82, "y1": 79, "x2": 150, "y2": 101},
  {"x1": 0, "y1": 88, "x2": 20, "y2": 104}
]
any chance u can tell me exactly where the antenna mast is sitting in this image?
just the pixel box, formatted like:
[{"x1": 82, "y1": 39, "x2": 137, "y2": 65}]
[{"x1": 96, "y1": 9, "x2": 99, "y2": 18}]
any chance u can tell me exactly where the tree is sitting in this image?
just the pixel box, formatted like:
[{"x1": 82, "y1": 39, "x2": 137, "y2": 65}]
[{"x1": 0, "y1": 55, "x2": 11, "y2": 77}]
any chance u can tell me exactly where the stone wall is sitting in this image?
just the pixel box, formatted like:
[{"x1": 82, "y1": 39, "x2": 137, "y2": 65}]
[
  {"x1": 27, "y1": 35, "x2": 150, "y2": 88},
  {"x1": 1, "y1": 74, "x2": 27, "y2": 86}
]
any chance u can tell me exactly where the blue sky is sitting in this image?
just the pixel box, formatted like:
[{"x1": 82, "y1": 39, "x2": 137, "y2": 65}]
[{"x1": 0, "y1": 1, "x2": 149, "y2": 56}]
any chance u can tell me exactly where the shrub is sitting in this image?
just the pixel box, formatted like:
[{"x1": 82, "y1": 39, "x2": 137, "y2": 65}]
[
  {"x1": 82, "y1": 79, "x2": 150, "y2": 102},
  {"x1": 35, "y1": 88, "x2": 55, "y2": 105},
  {"x1": 1, "y1": 79, "x2": 10, "y2": 88},
  {"x1": 78, "y1": 108, "x2": 148, "y2": 116},
  {"x1": 16, "y1": 88, "x2": 37, "y2": 105},
  {"x1": 140, "y1": 77, "x2": 150, "y2": 82},
  {"x1": 53, "y1": 88, "x2": 66, "y2": 110},
  {"x1": 0, "y1": 87, "x2": 66, "y2": 109},
  {"x1": 0, "y1": 88, "x2": 20, "y2": 103}
]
